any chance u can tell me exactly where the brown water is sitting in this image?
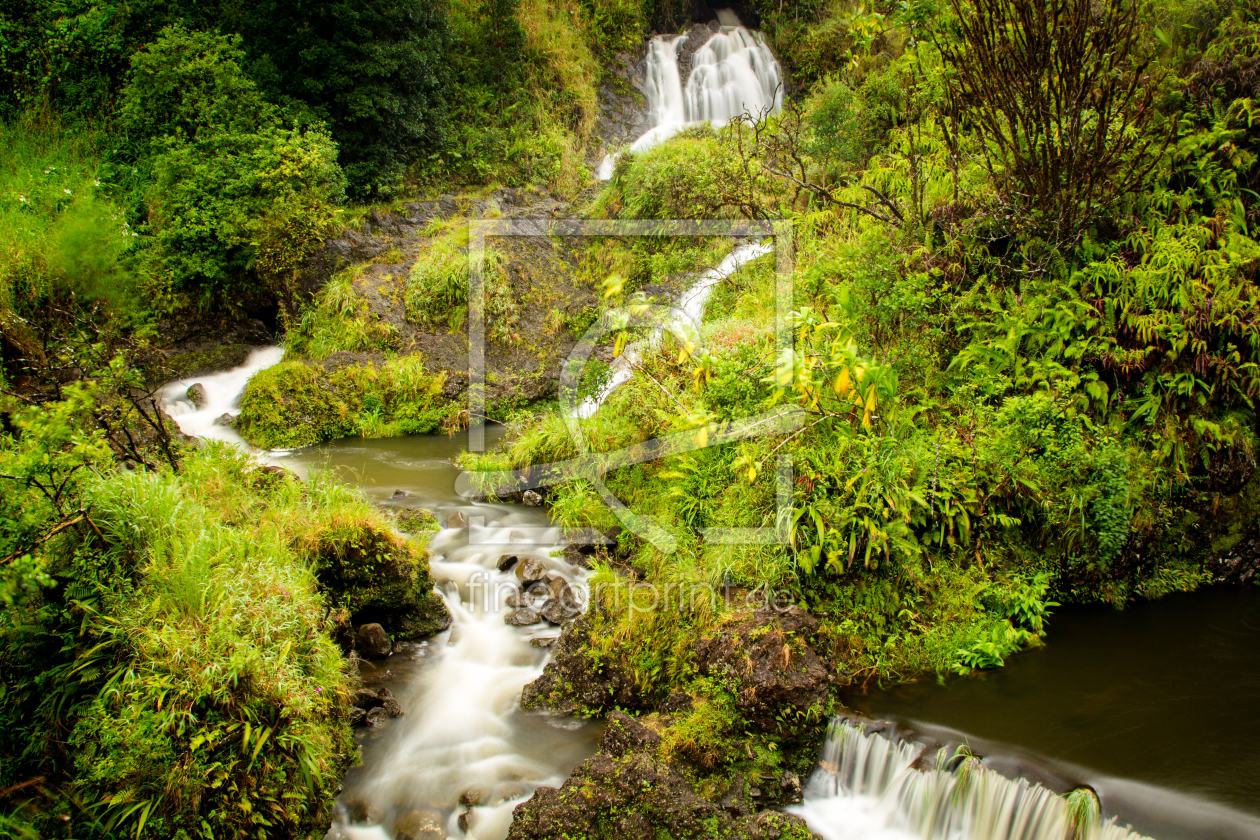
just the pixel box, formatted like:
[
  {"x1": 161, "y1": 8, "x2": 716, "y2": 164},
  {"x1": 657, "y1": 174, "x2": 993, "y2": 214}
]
[{"x1": 846, "y1": 587, "x2": 1260, "y2": 839}]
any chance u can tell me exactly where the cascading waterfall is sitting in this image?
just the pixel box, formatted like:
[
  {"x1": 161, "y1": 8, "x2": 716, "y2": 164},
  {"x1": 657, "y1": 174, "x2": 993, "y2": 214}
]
[
  {"x1": 574, "y1": 239, "x2": 773, "y2": 418},
  {"x1": 792, "y1": 720, "x2": 1153, "y2": 840},
  {"x1": 159, "y1": 346, "x2": 284, "y2": 446},
  {"x1": 335, "y1": 513, "x2": 596, "y2": 840},
  {"x1": 597, "y1": 13, "x2": 783, "y2": 179}
]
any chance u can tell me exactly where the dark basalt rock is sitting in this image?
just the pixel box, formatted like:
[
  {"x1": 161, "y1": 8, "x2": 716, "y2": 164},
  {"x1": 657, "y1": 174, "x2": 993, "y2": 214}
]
[
  {"x1": 505, "y1": 745, "x2": 815, "y2": 840},
  {"x1": 520, "y1": 615, "x2": 643, "y2": 715},
  {"x1": 214, "y1": 412, "x2": 237, "y2": 428},
  {"x1": 497, "y1": 554, "x2": 520, "y2": 572},
  {"x1": 355, "y1": 623, "x2": 392, "y2": 659},
  {"x1": 694, "y1": 606, "x2": 831, "y2": 733},
  {"x1": 186, "y1": 383, "x2": 206, "y2": 407}
]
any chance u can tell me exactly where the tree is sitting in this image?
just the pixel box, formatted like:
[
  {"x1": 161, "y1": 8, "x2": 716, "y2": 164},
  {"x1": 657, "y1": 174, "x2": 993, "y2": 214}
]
[
  {"x1": 936, "y1": 0, "x2": 1166, "y2": 249},
  {"x1": 213, "y1": 0, "x2": 451, "y2": 198},
  {"x1": 119, "y1": 26, "x2": 344, "y2": 304}
]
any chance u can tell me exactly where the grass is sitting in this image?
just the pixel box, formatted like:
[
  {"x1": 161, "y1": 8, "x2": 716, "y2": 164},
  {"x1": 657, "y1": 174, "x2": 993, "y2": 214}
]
[
  {"x1": 0, "y1": 119, "x2": 139, "y2": 339},
  {"x1": 285, "y1": 266, "x2": 400, "y2": 361}
]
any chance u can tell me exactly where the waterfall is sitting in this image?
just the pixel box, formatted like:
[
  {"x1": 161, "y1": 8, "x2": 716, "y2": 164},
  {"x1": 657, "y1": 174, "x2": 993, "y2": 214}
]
[
  {"x1": 597, "y1": 13, "x2": 783, "y2": 180},
  {"x1": 792, "y1": 720, "x2": 1154, "y2": 840},
  {"x1": 159, "y1": 346, "x2": 284, "y2": 447}
]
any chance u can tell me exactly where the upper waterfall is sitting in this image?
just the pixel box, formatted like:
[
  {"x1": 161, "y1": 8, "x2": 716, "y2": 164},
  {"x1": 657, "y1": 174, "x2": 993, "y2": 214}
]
[{"x1": 597, "y1": 13, "x2": 783, "y2": 179}]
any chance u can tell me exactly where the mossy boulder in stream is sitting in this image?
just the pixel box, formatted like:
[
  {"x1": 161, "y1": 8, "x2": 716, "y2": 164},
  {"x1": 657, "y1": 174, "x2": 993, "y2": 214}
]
[
  {"x1": 238, "y1": 356, "x2": 451, "y2": 449},
  {"x1": 306, "y1": 521, "x2": 450, "y2": 640}
]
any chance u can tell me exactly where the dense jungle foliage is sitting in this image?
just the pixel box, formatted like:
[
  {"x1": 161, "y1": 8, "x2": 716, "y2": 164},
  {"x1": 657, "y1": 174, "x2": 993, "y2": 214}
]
[{"x1": 3, "y1": 0, "x2": 1260, "y2": 836}]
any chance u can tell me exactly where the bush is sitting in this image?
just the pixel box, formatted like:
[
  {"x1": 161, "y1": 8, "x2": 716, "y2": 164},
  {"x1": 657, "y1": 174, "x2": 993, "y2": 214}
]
[
  {"x1": 0, "y1": 444, "x2": 369, "y2": 838},
  {"x1": 118, "y1": 25, "x2": 345, "y2": 305}
]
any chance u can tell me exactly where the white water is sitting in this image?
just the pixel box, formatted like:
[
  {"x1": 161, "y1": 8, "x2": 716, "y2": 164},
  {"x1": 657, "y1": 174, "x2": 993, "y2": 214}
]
[
  {"x1": 158, "y1": 346, "x2": 285, "y2": 446},
  {"x1": 792, "y1": 721, "x2": 1154, "y2": 840},
  {"x1": 597, "y1": 13, "x2": 783, "y2": 179},
  {"x1": 158, "y1": 350, "x2": 598, "y2": 840},
  {"x1": 335, "y1": 510, "x2": 594, "y2": 840},
  {"x1": 574, "y1": 238, "x2": 772, "y2": 418}
]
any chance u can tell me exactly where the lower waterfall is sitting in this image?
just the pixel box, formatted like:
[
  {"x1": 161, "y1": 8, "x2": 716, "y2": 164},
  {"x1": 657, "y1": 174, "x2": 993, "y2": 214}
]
[{"x1": 792, "y1": 720, "x2": 1152, "y2": 840}]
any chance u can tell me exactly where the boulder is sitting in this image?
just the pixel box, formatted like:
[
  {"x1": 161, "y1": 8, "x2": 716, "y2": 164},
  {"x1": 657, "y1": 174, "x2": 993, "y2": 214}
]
[
  {"x1": 394, "y1": 809, "x2": 444, "y2": 840},
  {"x1": 563, "y1": 545, "x2": 591, "y2": 568},
  {"x1": 356, "y1": 623, "x2": 393, "y2": 659},
  {"x1": 497, "y1": 554, "x2": 520, "y2": 572},
  {"x1": 693, "y1": 607, "x2": 830, "y2": 733},
  {"x1": 392, "y1": 489, "x2": 412, "y2": 498},
  {"x1": 505, "y1": 748, "x2": 814, "y2": 840},
  {"x1": 447, "y1": 511, "x2": 469, "y2": 529},
  {"x1": 515, "y1": 557, "x2": 548, "y2": 585},
  {"x1": 521, "y1": 615, "x2": 642, "y2": 715},
  {"x1": 186, "y1": 383, "x2": 206, "y2": 407},
  {"x1": 365, "y1": 706, "x2": 389, "y2": 727},
  {"x1": 215, "y1": 412, "x2": 237, "y2": 428},
  {"x1": 507, "y1": 608, "x2": 541, "y2": 626}
]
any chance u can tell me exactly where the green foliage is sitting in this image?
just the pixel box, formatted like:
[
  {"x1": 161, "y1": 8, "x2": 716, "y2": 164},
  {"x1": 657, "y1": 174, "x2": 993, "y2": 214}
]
[
  {"x1": 285, "y1": 267, "x2": 399, "y2": 360},
  {"x1": 0, "y1": 442, "x2": 374, "y2": 839},
  {"x1": 404, "y1": 239, "x2": 519, "y2": 343},
  {"x1": 119, "y1": 26, "x2": 345, "y2": 305}
]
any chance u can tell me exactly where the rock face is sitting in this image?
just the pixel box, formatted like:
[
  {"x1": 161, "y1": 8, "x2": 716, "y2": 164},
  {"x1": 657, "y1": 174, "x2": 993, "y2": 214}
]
[
  {"x1": 520, "y1": 616, "x2": 642, "y2": 715},
  {"x1": 506, "y1": 710, "x2": 815, "y2": 840},
  {"x1": 694, "y1": 607, "x2": 830, "y2": 733},
  {"x1": 355, "y1": 623, "x2": 392, "y2": 659}
]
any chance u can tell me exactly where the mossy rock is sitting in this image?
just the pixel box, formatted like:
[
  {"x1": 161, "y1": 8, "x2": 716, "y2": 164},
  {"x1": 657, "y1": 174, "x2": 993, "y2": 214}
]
[
  {"x1": 311, "y1": 521, "x2": 450, "y2": 639},
  {"x1": 164, "y1": 343, "x2": 253, "y2": 379},
  {"x1": 238, "y1": 356, "x2": 449, "y2": 449}
]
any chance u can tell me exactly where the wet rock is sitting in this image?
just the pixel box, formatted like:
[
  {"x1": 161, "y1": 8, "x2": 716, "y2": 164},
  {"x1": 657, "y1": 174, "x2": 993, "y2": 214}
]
[
  {"x1": 507, "y1": 608, "x2": 541, "y2": 626},
  {"x1": 215, "y1": 412, "x2": 237, "y2": 428},
  {"x1": 353, "y1": 688, "x2": 384, "y2": 710},
  {"x1": 779, "y1": 771, "x2": 803, "y2": 805},
  {"x1": 459, "y1": 788, "x2": 485, "y2": 808},
  {"x1": 356, "y1": 623, "x2": 393, "y2": 659},
  {"x1": 522, "y1": 490, "x2": 544, "y2": 506},
  {"x1": 506, "y1": 589, "x2": 527, "y2": 609},
  {"x1": 521, "y1": 615, "x2": 643, "y2": 715},
  {"x1": 505, "y1": 748, "x2": 814, "y2": 840},
  {"x1": 694, "y1": 606, "x2": 830, "y2": 733},
  {"x1": 497, "y1": 554, "x2": 520, "y2": 572},
  {"x1": 391, "y1": 489, "x2": 411, "y2": 498},
  {"x1": 540, "y1": 600, "x2": 582, "y2": 624},
  {"x1": 349, "y1": 706, "x2": 365, "y2": 726},
  {"x1": 563, "y1": 545, "x2": 591, "y2": 568},
  {"x1": 515, "y1": 557, "x2": 548, "y2": 585},
  {"x1": 186, "y1": 383, "x2": 206, "y2": 407},
  {"x1": 394, "y1": 809, "x2": 444, "y2": 840},
  {"x1": 346, "y1": 798, "x2": 385, "y2": 824},
  {"x1": 529, "y1": 636, "x2": 557, "y2": 648},
  {"x1": 378, "y1": 688, "x2": 403, "y2": 717},
  {"x1": 447, "y1": 511, "x2": 469, "y2": 529},
  {"x1": 364, "y1": 706, "x2": 389, "y2": 727}
]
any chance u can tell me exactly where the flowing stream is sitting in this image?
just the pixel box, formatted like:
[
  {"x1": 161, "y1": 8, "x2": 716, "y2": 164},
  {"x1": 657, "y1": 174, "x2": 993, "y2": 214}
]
[
  {"x1": 597, "y1": 11, "x2": 783, "y2": 179},
  {"x1": 160, "y1": 366, "x2": 602, "y2": 840}
]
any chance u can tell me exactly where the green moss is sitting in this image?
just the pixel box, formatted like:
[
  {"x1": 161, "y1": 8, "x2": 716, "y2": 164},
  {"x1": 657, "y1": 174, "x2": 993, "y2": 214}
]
[
  {"x1": 162, "y1": 342, "x2": 253, "y2": 379},
  {"x1": 238, "y1": 355, "x2": 450, "y2": 449}
]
